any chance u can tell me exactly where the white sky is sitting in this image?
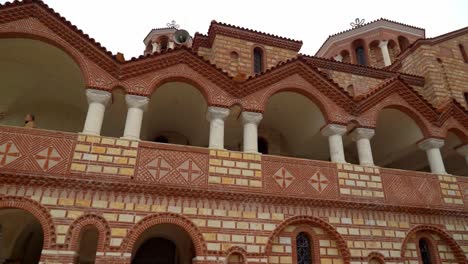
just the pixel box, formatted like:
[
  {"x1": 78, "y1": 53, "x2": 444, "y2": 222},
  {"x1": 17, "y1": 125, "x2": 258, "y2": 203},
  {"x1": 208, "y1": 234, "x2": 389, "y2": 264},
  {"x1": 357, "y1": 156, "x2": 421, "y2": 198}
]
[{"x1": 6, "y1": 0, "x2": 468, "y2": 59}]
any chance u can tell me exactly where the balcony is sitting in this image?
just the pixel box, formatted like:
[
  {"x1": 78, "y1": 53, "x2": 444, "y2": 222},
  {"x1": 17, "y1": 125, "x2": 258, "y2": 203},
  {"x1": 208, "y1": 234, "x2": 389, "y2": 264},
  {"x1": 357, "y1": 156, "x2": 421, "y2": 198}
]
[{"x1": 1, "y1": 125, "x2": 466, "y2": 214}]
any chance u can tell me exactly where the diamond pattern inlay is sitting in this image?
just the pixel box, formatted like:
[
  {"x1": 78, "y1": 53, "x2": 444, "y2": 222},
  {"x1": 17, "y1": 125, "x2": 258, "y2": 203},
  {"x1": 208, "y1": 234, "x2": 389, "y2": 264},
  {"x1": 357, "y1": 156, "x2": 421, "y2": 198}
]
[
  {"x1": 0, "y1": 141, "x2": 21, "y2": 167},
  {"x1": 35, "y1": 146, "x2": 62, "y2": 171},
  {"x1": 146, "y1": 156, "x2": 173, "y2": 180},
  {"x1": 273, "y1": 167, "x2": 295, "y2": 188},
  {"x1": 177, "y1": 159, "x2": 203, "y2": 183},
  {"x1": 309, "y1": 171, "x2": 329, "y2": 192}
]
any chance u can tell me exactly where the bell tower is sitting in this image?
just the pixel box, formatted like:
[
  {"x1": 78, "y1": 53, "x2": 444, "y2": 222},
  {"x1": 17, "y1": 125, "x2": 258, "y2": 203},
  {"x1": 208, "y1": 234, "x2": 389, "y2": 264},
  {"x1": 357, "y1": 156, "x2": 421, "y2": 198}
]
[{"x1": 143, "y1": 20, "x2": 193, "y2": 55}]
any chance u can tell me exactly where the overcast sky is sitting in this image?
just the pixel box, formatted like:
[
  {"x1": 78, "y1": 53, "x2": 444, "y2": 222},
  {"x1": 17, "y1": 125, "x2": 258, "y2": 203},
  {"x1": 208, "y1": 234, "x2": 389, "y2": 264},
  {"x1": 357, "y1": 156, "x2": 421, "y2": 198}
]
[{"x1": 6, "y1": 0, "x2": 468, "y2": 59}]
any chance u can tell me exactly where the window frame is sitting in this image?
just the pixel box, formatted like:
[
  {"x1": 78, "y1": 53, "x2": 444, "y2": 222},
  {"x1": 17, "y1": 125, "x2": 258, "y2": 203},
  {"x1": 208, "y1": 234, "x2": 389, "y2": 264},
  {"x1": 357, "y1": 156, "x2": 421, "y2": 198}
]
[
  {"x1": 252, "y1": 46, "x2": 266, "y2": 75},
  {"x1": 415, "y1": 234, "x2": 440, "y2": 264},
  {"x1": 291, "y1": 226, "x2": 320, "y2": 264}
]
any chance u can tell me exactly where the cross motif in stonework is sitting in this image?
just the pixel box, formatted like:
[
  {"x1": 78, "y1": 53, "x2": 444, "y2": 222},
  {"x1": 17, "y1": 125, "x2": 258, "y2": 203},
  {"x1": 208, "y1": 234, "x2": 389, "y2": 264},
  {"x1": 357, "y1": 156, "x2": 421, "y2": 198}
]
[
  {"x1": 0, "y1": 141, "x2": 21, "y2": 167},
  {"x1": 146, "y1": 156, "x2": 172, "y2": 180},
  {"x1": 273, "y1": 167, "x2": 295, "y2": 188},
  {"x1": 309, "y1": 171, "x2": 329, "y2": 193},
  {"x1": 35, "y1": 146, "x2": 62, "y2": 171},
  {"x1": 177, "y1": 159, "x2": 203, "y2": 183}
]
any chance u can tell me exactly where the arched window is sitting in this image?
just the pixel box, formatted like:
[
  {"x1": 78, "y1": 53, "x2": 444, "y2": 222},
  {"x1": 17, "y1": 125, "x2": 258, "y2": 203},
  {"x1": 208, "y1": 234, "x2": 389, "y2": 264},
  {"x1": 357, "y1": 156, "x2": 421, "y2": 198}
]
[
  {"x1": 459, "y1": 44, "x2": 468, "y2": 63},
  {"x1": 158, "y1": 36, "x2": 169, "y2": 51},
  {"x1": 296, "y1": 232, "x2": 312, "y2": 264},
  {"x1": 355, "y1": 46, "x2": 367, "y2": 65},
  {"x1": 77, "y1": 226, "x2": 99, "y2": 264},
  {"x1": 398, "y1": 36, "x2": 410, "y2": 52},
  {"x1": 419, "y1": 238, "x2": 434, "y2": 264},
  {"x1": 258, "y1": 137, "x2": 269, "y2": 154},
  {"x1": 253, "y1": 47, "x2": 264, "y2": 74}
]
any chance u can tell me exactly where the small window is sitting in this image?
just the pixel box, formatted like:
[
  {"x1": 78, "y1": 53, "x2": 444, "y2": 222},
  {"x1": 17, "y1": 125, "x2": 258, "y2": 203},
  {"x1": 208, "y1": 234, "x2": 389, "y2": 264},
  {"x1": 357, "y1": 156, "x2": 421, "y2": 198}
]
[
  {"x1": 296, "y1": 232, "x2": 312, "y2": 264},
  {"x1": 355, "y1": 46, "x2": 367, "y2": 65},
  {"x1": 258, "y1": 137, "x2": 268, "y2": 154},
  {"x1": 419, "y1": 239, "x2": 434, "y2": 264},
  {"x1": 253, "y1": 47, "x2": 264, "y2": 74},
  {"x1": 459, "y1": 44, "x2": 468, "y2": 63}
]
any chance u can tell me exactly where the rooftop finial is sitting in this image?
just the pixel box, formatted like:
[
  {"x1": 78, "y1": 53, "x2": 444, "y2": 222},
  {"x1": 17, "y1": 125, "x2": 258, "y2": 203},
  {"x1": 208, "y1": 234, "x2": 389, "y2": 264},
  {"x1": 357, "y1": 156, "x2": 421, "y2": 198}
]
[
  {"x1": 166, "y1": 20, "x2": 180, "y2": 29},
  {"x1": 350, "y1": 18, "x2": 365, "y2": 28}
]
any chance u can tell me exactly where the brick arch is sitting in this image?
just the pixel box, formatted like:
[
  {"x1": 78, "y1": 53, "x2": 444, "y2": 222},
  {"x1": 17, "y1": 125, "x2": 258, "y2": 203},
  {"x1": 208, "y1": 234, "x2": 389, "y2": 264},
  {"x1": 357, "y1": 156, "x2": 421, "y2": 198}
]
[
  {"x1": 225, "y1": 246, "x2": 247, "y2": 263},
  {"x1": 0, "y1": 195, "x2": 55, "y2": 248},
  {"x1": 379, "y1": 104, "x2": 432, "y2": 137},
  {"x1": 120, "y1": 212, "x2": 207, "y2": 256},
  {"x1": 367, "y1": 251, "x2": 385, "y2": 263},
  {"x1": 260, "y1": 87, "x2": 332, "y2": 123},
  {"x1": 265, "y1": 215, "x2": 350, "y2": 264},
  {"x1": 0, "y1": 32, "x2": 89, "y2": 86},
  {"x1": 149, "y1": 75, "x2": 212, "y2": 105},
  {"x1": 66, "y1": 213, "x2": 111, "y2": 252},
  {"x1": 442, "y1": 124, "x2": 468, "y2": 144},
  {"x1": 400, "y1": 224, "x2": 467, "y2": 264}
]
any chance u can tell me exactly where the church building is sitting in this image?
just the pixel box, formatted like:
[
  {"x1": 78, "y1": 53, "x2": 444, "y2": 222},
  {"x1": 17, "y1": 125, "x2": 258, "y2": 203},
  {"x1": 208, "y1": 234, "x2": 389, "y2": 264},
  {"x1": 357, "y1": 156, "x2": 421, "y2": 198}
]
[{"x1": 0, "y1": 1, "x2": 467, "y2": 263}]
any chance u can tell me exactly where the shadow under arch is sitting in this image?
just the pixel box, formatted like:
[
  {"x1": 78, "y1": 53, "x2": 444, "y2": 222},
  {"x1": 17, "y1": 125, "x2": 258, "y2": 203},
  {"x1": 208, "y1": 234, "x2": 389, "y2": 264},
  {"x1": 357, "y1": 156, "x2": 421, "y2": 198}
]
[
  {"x1": 375, "y1": 104, "x2": 432, "y2": 138},
  {"x1": 265, "y1": 215, "x2": 350, "y2": 264},
  {"x1": 0, "y1": 195, "x2": 56, "y2": 248},
  {"x1": 149, "y1": 76, "x2": 214, "y2": 106},
  {"x1": 400, "y1": 224, "x2": 467, "y2": 264},
  {"x1": 120, "y1": 212, "x2": 207, "y2": 257}
]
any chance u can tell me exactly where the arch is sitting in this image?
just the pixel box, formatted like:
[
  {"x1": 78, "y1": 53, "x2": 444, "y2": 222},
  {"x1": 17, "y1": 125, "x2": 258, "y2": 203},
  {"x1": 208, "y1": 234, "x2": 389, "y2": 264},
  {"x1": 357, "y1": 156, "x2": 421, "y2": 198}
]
[
  {"x1": 352, "y1": 39, "x2": 368, "y2": 65},
  {"x1": 261, "y1": 87, "x2": 332, "y2": 123},
  {"x1": 367, "y1": 252, "x2": 385, "y2": 264},
  {"x1": 398, "y1": 36, "x2": 410, "y2": 52},
  {"x1": 400, "y1": 225, "x2": 467, "y2": 264},
  {"x1": 0, "y1": 195, "x2": 55, "y2": 248},
  {"x1": 66, "y1": 213, "x2": 111, "y2": 252},
  {"x1": 253, "y1": 46, "x2": 265, "y2": 74},
  {"x1": 225, "y1": 246, "x2": 247, "y2": 264},
  {"x1": 442, "y1": 125, "x2": 468, "y2": 144},
  {"x1": 149, "y1": 75, "x2": 213, "y2": 106},
  {"x1": 265, "y1": 215, "x2": 350, "y2": 264},
  {"x1": 120, "y1": 212, "x2": 207, "y2": 256},
  {"x1": 0, "y1": 32, "x2": 88, "y2": 85},
  {"x1": 340, "y1": 50, "x2": 351, "y2": 63}
]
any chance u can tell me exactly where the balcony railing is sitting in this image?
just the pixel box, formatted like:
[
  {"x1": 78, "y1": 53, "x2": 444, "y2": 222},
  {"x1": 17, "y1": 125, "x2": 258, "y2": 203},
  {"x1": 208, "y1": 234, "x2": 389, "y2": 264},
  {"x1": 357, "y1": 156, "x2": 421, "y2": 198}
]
[{"x1": 0, "y1": 125, "x2": 466, "y2": 213}]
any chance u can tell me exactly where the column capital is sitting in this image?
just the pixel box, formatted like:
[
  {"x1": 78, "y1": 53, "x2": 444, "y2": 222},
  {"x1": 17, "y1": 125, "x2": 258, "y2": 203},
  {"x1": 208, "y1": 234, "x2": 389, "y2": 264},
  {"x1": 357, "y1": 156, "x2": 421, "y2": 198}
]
[
  {"x1": 321, "y1": 124, "x2": 347, "y2": 137},
  {"x1": 334, "y1": 54, "x2": 343, "y2": 62},
  {"x1": 206, "y1": 106, "x2": 229, "y2": 121},
  {"x1": 418, "y1": 138, "x2": 445, "y2": 150},
  {"x1": 378, "y1": 40, "x2": 389, "y2": 48},
  {"x1": 125, "y1": 94, "x2": 149, "y2": 111},
  {"x1": 86, "y1": 89, "x2": 111, "y2": 106},
  {"x1": 456, "y1": 144, "x2": 468, "y2": 156},
  {"x1": 350, "y1": 128, "x2": 375, "y2": 141},
  {"x1": 241, "y1": 111, "x2": 263, "y2": 125}
]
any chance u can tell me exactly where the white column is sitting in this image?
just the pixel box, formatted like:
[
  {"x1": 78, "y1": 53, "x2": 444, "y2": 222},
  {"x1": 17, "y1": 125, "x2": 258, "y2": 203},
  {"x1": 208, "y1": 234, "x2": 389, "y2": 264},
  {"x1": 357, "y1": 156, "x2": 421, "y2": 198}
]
[
  {"x1": 168, "y1": 41, "x2": 175, "y2": 49},
  {"x1": 334, "y1": 54, "x2": 343, "y2": 62},
  {"x1": 456, "y1": 144, "x2": 468, "y2": 167},
  {"x1": 379, "y1": 40, "x2": 392, "y2": 66},
  {"x1": 122, "y1": 95, "x2": 149, "y2": 140},
  {"x1": 241, "y1": 111, "x2": 263, "y2": 153},
  {"x1": 82, "y1": 89, "x2": 111, "y2": 135},
  {"x1": 321, "y1": 124, "x2": 347, "y2": 163},
  {"x1": 206, "y1": 106, "x2": 230, "y2": 149},
  {"x1": 350, "y1": 128, "x2": 375, "y2": 166},
  {"x1": 151, "y1": 42, "x2": 160, "y2": 53},
  {"x1": 418, "y1": 138, "x2": 447, "y2": 174}
]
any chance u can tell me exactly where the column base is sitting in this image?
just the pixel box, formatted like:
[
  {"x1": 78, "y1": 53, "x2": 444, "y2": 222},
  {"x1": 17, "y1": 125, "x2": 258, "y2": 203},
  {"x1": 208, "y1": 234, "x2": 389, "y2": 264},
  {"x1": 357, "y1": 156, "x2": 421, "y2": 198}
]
[
  {"x1": 80, "y1": 131, "x2": 100, "y2": 136},
  {"x1": 121, "y1": 136, "x2": 141, "y2": 141}
]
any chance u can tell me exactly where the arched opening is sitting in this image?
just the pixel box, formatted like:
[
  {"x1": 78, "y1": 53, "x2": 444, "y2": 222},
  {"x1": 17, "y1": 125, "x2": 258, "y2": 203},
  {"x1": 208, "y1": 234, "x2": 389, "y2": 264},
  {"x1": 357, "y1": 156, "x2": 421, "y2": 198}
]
[
  {"x1": 227, "y1": 253, "x2": 244, "y2": 264},
  {"x1": 368, "y1": 258, "x2": 383, "y2": 264},
  {"x1": 131, "y1": 223, "x2": 195, "y2": 264},
  {"x1": 75, "y1": 225, "x2": 99, "y2": 264},
  {"x1": 261, "y1": 92, "x2": 327, "y2": 160},
  {"x1": 441, "y1": 130, "x2": 467, "y2": 176},
  {"x1": 371, "y1": 108, "x2": 428, "y2": 171},
  {"x1": 368, "y1": 40, "x2": 384, "y2": 68},
  {"x1": 388, "y1": 39, "x2": 399, "y2": 63},
  {"x1": 157, "y1": 36, "x2": 169, "y2": 51},
  {"x1": 352, "y1": 39, "x2": 367, "y2": 65},
  {"x1": 419, "y1": 238, "x2": 436, "y2": 264},
  {"x1": 142, "y1": 82, "x2": 209, "y2": 147},
  {"x1": 0, "y1": 38, "x2": 87, "y2": 132},
  {"x1": 340, "y1": 50, "x2": 351, "y2": 63},
  {"x1": 253, "y1": 47, "x2": 264, "y2": 74},
  {"x1": 296, "y1": 232, "x2": 312, "y2": 264},
  {"x1": 398, "y1": 36, "x2": 410, "y2": 52},
  {"x1": 101, "y1": 87, "x2": 127, "y2": 138},
  {"x1": 0, "y1": 208, "x2": 44, "y2": 264},
  {"x1": 258, "y1": 136, "x2": 269, "y2": 154}
]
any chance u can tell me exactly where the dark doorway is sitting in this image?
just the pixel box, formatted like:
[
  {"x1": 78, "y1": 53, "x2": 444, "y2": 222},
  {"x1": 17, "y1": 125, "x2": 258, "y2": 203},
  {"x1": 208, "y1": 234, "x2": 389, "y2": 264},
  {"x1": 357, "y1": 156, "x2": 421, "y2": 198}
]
[{"x1": 132, "y1": 237, "x2": 176, "y2": 264}]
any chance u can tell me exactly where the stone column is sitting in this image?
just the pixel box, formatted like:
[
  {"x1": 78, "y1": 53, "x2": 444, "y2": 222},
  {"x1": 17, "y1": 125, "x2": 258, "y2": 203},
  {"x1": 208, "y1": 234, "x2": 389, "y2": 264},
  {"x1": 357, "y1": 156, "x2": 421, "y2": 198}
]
[
  {"x1": 334, "y1": 54, "x2": 343, "y2": 62},
  {"x1": 206, "y1": 106, "x2": 230, "y2": 149},
  {"x1": 350, "y1": 128, "x2": 375, "y2": 166},
  {"x1": 122, "y1": 94, "x2": 149, "y2": 140},
  {"x1": 418, "y1": 138, "x2": 447, "y2": 174},
  {"x1": 168, "y1": 41, "x2": 175, "y2": 49},
  {"x1": 321, "y1": 124, "x2": 347, "y2": 163},
  {"x1": 241, "y1": 111, "x2": 263, "y2": 153},
  {"x1": 379, "y1": 40, "x2": 392, "y2": 66},
  {"x1": 82, "y1": 89, "x2": 111, "y2": 135},
  {"x1": 456, "y1": 144, "x2": 468, "y2": 167},
  {"x1": 151, "y1": 42, "x2": 160, "y2": 53}
]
